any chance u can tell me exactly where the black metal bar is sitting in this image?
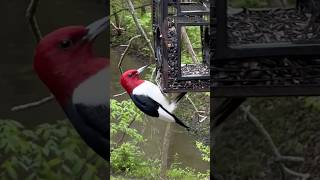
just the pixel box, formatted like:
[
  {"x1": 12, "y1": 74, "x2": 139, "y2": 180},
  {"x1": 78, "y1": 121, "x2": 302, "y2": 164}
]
[
  {"x1": 215, "y1": 43, "x2": 320, "y2": 60},
  {"x1": 214, "y1": 0, "x2": 228, "y2": 60},
  {"x1": 177, "y1": 23, "x2": 182, "y2": 79},
  {"x1": 213, "y1": 86, "x2": 320, "y2": 97}
]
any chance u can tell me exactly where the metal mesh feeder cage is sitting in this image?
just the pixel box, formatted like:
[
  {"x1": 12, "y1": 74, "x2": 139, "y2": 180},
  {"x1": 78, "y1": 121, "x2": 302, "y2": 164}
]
[
  {"x1": 153, "y1": 0, "x2": 210, "y2": 93},
  {"x1": 211, "y1": 0, "x2": 320, "y2": 97}
]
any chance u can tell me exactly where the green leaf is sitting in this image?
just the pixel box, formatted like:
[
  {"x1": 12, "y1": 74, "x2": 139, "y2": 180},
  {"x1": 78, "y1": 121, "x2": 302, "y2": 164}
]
[
  {"x1": 7, "y1": 165, "x2": 17, "y2": 180},
  {"x1": 48, "y1": 158, "x2": 62, "y2": 167}
]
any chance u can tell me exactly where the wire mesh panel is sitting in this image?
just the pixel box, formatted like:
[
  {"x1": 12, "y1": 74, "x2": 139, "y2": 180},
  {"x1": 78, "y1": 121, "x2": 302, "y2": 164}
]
[{"x1": 211, "y1": 0, "x2": 320, "y2": 97}]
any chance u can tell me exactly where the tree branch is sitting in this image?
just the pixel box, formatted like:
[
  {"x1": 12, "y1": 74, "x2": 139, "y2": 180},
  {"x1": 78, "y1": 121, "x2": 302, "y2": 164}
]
[
  {"x1": 118, "y1": 35, "x2": 141, "y2": 73},
  {"x1": 160, "y1": 123, "x2": 172, "y2": 178},
  {"x1": 10, "y1": 0, "x2": 55, "y2": 112},
  {"x1": 110, "y1": 3, "x2": 152, "y2": 18},
  {"x1": 11, "y1": 95, "x2": 54, "y2": 111},
  {"x1": 113, "y1": 91, "x2": 127, "y2": 97},
  {"x1": 125, "y1": 0, "x2": 155, "y2": 62},
  {"x1": 181, "y1": 27, "x2": 199, "y2": 63},
  {"x1": 26, "y1": 0, "x2": 42, "y2": 42},
  {"x1": 240, "y1": 105, "x2": 309, "y2": 179},
  {"x1": 186, "y1": 94, "x2": 207, "y2": 123}
]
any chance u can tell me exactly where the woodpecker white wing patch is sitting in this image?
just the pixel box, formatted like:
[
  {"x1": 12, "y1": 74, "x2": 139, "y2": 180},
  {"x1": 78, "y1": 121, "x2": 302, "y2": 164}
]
[
  {"x1": 132, "y1": 81, "x2": 176, "y2": 112},
  {"x1": 73, "y1": 67, "x2": 109, "y2": 105}
]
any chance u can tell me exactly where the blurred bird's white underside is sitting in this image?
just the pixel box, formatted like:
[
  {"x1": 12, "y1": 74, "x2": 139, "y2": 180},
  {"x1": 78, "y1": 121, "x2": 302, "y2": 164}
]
[{"x1": 72, "y1": 67, "x2": 109, "y2": 105}]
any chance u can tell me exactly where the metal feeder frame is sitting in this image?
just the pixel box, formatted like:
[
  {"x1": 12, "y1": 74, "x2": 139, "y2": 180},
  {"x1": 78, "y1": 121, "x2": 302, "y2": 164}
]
[
  {"x1": 153, "y1": 0, "x2": 211, "y2": 93},
  {"x1": 211, "y1": 0, "x2": 320, "y2": 97}
]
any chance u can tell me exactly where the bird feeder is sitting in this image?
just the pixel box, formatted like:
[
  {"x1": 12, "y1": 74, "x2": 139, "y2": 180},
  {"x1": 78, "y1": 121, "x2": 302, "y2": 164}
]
[
  {"x1": 153, "y1": 0, "x2": 210, "y2": 92},
  {"x1": 211, "y1": 0, "x2": 320, "y2": 97}
]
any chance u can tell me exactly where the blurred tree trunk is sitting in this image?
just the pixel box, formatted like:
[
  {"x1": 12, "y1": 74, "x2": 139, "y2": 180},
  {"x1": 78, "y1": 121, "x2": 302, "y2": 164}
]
[
  {"x1": 160, "y1": 123, "x2": 172, "y2": 179},
  {"x1": 181, "y1": 27, "x2": 199, "y2": 63}
]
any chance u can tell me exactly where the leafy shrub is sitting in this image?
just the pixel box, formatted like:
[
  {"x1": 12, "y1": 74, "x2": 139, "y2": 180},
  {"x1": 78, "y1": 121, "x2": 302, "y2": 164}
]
[
  {"x1": 110, "y1": 99, "x2": 209, "y2": 179},
  {"x1": 0, "y1": 119, "x2": 106, "y2": 180}
]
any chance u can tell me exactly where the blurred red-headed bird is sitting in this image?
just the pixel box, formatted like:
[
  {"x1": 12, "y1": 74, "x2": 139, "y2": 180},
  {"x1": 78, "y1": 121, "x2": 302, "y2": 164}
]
[
  {"x1": 33, "y1": 17, "x2": 109, "y2": 160},
  {"x1": 120, "y1": 65, "x2": 189, "y2": 131}
]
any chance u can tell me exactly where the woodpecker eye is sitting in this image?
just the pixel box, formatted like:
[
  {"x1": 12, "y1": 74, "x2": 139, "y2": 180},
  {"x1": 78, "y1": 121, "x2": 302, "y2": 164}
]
[
  {"x1": 60, "y1": 39, "x2": 73, "y2": 49},
  {"x1": 128, "y1": 73, "x2": 133, "y2": 77}
]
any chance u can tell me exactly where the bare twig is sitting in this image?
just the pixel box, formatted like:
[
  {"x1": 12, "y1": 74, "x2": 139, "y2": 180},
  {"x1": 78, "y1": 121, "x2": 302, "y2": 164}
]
[
  {"x1": 160, "y1": 123, "x2": 172, "y2": 178},
  {"x1": 11, "y1": 95, "x2": 54, "y2": 111},
  {"x1": 125, "y1": 0, "x2": 155, "y2": 62},
  {"x1": 186, "y1": 94, "x2": 207, "y2": 122},
  {"x1": 277, "y1": 156, "x2": 305, "y2": 163},
  {"x1": 282, "y1": 165, "x2": 310, "y2": 180},
  {"x1": 111, "y1": 3, "x2": 152, "y2": 18},
  {"x1": 110, "y1": 21, "x2": 125, "y2": 35},
  {"x1": 118, "y1": 35, "x2": 141, "y2": 73},
  {"x1": 240, "y1": 105, "x2": 309, "y2": 179},
  {"x1": 113, "y1": 91, "x2": 127, "y2": 97},
  {"x1": 11, "y1": 0, "x2": 55, "y2": 112},
  {"x1": 26, "y1": 0, "x2": 42, "y2": 42}
]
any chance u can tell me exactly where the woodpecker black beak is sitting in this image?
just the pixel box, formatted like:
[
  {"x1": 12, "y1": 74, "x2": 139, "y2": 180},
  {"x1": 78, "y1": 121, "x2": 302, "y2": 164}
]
[
  {"x1": 137, "y1": 64, "x2": 150, "y2": 74},
  {"x1": 83, "y1": 17, "x2": 109, "y2": 41}
]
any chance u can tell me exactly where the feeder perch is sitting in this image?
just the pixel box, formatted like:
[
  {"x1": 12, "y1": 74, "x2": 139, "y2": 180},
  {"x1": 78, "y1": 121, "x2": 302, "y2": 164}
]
[
  {"x1": 211, "y1": 0, "x2": 320, "y2": 97},
  {"x1": 153, "y1": 0, "x2": 210, "y2": 92}
]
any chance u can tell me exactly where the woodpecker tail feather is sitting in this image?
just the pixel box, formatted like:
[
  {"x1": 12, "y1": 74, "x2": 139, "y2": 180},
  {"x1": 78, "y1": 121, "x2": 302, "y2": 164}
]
[
  {"x1": 167, "y1": 92, "x2": 187, "y2": 113},
  {"x1": 159, "y1": 104, "x2": 190, "y2": 131},
  {"x1": 173, "y1": 92, "x2": 187, "y2": 104},
  {"x1": 214, "y1": 98, "x2": 246, "y2": 127},
  {"x1": 173, "y1": 115, "x2": 190, "y2": 131}
]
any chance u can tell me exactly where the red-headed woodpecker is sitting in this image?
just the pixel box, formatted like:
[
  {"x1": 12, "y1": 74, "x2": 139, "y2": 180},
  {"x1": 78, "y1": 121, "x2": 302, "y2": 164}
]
[
  {"x1": 33, "y1": 17, "x2": 109, "y2": 160},
  {"x1": 120, "y1": 65, "x2": 190, "y2": 131}
]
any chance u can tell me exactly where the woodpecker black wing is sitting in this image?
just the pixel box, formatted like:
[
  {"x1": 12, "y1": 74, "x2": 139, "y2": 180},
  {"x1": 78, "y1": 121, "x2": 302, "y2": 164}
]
[
  {"x1": 63, "y1": 102, "x2": 109, "y2": 160},
  {"x1": 131, "y1": 94, "x2": 159, "y2": 117},
  {"x1": 75, "y1": 104, "x2": 109, "y2": 139},
  {"x1": 173, "y1": 92, "x2": 187, "y2": 104},
  {"x1": 131, "y1": 94, "x2": 189, "y2": 130}
]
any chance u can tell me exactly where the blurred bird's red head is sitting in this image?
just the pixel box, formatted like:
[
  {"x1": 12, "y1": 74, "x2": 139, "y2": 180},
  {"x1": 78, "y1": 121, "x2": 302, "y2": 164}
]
[
  {"x1": 34, "y1": 18, "x2": 108, "y2": 104},
  {"x1": 120, "y1": 65, "x2": 149, "y2": 94}
]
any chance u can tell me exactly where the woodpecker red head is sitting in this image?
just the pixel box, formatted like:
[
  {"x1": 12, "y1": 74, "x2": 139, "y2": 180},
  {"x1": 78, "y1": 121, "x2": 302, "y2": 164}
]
[
  {"x1": 33, "y1": 17, "x2": 109, "y2": 160},
  {"x1": 120, "y1": 65, "x2": 189, "y2": 130}
]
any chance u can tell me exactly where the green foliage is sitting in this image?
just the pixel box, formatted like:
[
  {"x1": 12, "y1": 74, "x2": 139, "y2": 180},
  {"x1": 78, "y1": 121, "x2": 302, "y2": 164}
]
[
  {"x1": 111, "y1": 142, "x2": 160, "y2": 178},
  {"x1": 111, "y1": 7, "x2": 153, "y2": 57},
  {"x1": 0, "y1": 119, "x2": 106, "y2": 179},
  {"x1": 195, "y1": 141, "x2": 210, "y2": 162},
  {"x1": 111, "y1": 99, "x2": 144, "y2": 145},
  {"x1": 110, "y1": 99, "x2": 209, "y2": 179},
  {"x1": 167, "y1": 160, "x2": 209, "y2": 180},
  {"x1": 111, "y1": 99, "x2": 160, "y2": 178}
]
